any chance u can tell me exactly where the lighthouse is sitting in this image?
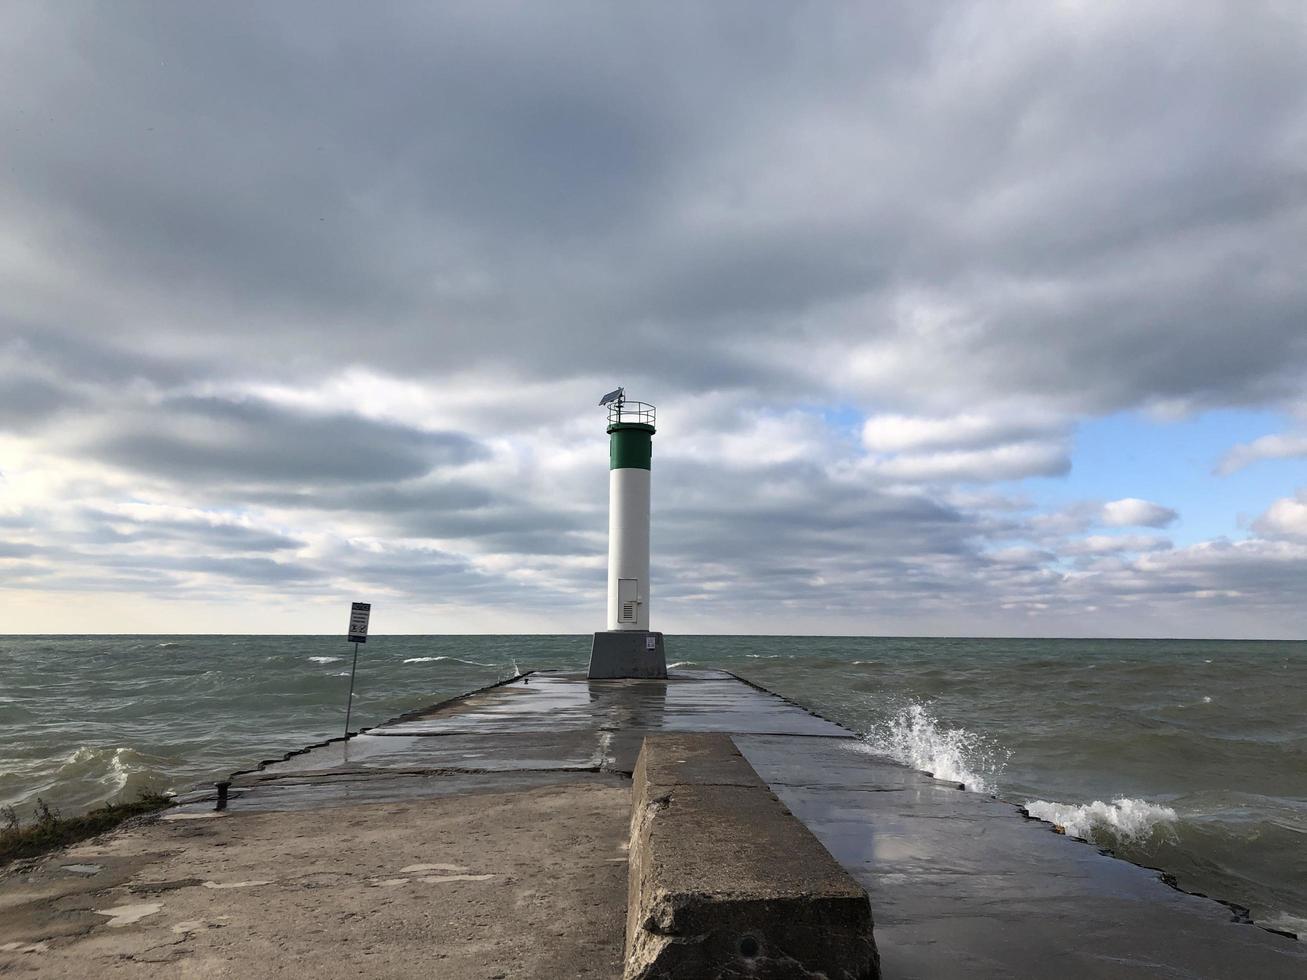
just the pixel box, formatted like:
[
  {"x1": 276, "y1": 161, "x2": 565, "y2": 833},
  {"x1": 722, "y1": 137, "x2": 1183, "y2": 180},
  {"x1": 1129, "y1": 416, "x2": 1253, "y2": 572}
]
[{"x1": 588, "y1": 388, "x2": 668, "y2": 679}]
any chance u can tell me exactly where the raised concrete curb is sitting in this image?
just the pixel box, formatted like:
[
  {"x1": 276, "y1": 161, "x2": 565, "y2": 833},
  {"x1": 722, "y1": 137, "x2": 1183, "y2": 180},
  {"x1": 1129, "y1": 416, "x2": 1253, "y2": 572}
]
[
  {"x1": 626, "y1": 733, "x2": 879, "y2": 980},
  {"x1": 589, "y1": 630, "x2": 667, "y2": 679}
]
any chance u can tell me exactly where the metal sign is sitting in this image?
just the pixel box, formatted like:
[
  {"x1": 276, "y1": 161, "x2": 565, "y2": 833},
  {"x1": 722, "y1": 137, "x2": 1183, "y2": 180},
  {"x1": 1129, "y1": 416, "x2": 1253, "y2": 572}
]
[{"x1": 348, "y1": 601, "x2": 371, "y2": 643}]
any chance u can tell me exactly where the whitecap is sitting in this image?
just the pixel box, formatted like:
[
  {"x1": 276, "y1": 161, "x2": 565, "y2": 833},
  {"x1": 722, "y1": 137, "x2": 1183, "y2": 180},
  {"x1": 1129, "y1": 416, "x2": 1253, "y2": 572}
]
[
  {"x1": 404, "y1": 656, "x2": 496, "y2": 667},
  {"x1": 107, "y1": 748, "x2": 132, "y2": 790},
  {"x1": 1024, "y1": 797, "x2": 1178, "y2": 843},
  {"x1": 308, "y1": 656, "x2": 341, "y2": 664},
  {"x1": 863, "y1": 702, "x2": 1008, "y2": 794},
  {"x1": 667, "y1": 661, "x2": 696, "y2": 668}
]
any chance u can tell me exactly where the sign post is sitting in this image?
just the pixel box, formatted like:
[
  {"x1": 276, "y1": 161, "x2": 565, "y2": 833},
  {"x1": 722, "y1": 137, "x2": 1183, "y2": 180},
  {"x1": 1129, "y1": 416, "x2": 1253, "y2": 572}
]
[{"x1": 343, "y1": 601, "x2": 370, "y2": 739}]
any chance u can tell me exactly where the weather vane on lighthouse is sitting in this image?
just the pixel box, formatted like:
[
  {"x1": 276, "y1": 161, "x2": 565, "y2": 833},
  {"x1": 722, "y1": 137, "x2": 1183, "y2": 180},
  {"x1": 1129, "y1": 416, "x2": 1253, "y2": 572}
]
[{"x1": 588, "y1": 387, "x2": 667, "y2": 678}]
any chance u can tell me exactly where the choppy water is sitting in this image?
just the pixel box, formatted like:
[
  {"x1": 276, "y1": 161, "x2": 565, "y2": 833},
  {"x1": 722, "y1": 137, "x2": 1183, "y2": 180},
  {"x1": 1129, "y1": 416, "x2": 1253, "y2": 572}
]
[{"x1": 2, "y1": 635, "x2": 1304, "y2": 938}]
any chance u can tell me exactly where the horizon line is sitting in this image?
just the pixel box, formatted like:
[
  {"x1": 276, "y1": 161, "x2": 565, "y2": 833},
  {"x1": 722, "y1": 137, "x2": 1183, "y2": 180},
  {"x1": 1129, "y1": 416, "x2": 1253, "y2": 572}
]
[{"x1": 8, "y1": 632, "x2": 1305, "y2": 642}]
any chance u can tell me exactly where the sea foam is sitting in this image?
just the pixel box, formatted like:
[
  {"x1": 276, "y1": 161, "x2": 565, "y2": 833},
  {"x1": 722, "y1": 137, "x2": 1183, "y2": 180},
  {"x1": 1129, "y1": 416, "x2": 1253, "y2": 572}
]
[
  {"x1": 308, "y1": 656, "x2": 340, "y2": 664},
  {"x1": 1024, "y1": 797, "x2": 1178, "y2": 843},
  {"x1": 864, "y1": 701, "x2": 1007, "y2": 794}
]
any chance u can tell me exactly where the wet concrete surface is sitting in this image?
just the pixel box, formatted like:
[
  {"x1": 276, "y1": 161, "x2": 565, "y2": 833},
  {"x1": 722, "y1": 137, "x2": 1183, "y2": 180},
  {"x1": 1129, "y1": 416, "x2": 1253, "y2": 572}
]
[
  {"x1": 209, "y1": 669, "x2": 851, "y2": 812},
  {"x1": 736, "y1": 734, "x2": 1307, "y2": 978},
  {"x1": 27, "y1": 668, "x2": 1307, "y2": 977},
  {"x1": 376, "y1": 670, "x2": 849, "y2": 740}
]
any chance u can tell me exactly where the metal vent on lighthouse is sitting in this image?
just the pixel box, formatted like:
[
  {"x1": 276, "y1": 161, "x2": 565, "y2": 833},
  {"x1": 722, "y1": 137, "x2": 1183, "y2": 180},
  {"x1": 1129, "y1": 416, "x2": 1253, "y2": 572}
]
[{"x1": 587, "y1": 387, "x2": 668, "y2": 679}]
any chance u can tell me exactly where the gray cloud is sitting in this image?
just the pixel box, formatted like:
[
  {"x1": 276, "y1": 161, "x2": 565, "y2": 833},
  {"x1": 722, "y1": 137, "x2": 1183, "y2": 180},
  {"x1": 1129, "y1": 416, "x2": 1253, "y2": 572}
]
[
  {"x1": 80, "y1": 510, "x2": 304, "y2": 553},
  {"x1": 90, "y1": 395, "x2": 483, "y2": 485},
  {"x1": 0, "y1": 375, "x2": 80, "y2": 433},
  {"x1": 0, "y1": 3, "x2": 1300, "y2": 409},
  {"x1": 2, "y1": 3, "x2": 1307, "y2": 634}
]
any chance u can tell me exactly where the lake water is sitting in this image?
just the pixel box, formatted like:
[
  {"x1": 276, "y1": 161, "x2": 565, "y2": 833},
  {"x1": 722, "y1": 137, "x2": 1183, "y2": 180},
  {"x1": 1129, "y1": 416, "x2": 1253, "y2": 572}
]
[{"x1": 2, "y1": 634, "x2": 1303, "y2": 938}]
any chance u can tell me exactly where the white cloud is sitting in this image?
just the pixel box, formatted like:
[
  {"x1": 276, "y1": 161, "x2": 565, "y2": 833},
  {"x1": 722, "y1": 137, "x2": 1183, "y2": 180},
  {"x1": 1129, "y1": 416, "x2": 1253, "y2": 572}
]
[
  {"x1": 865, "y1": 440, "x2": 1070, "y2": 484},
  {"x1": 1101, "y1": 498, "x2": 1177, "y2": 528},
  {"x1": 1217, "y1": 432, "x2": 1307, "y2": 475},
  {"x1": 861, "y1": 411, "x2": 1059, "y2": 453},
  {"x1": 1062, "y1": 534, "x2": 1172, "y2": 556},
  {"x1": 858, "y1": 410, "x2": 1071, "y2": 485},
  {"x1": 1253, "y1": 491, "x2": 1307, "y2": 539}
]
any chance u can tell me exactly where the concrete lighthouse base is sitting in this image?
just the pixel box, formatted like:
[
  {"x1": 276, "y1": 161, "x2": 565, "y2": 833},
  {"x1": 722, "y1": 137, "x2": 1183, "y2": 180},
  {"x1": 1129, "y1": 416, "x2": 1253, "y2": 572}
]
[{"x1": 588, "y1": 631, "x2": 667, "y2": 679}]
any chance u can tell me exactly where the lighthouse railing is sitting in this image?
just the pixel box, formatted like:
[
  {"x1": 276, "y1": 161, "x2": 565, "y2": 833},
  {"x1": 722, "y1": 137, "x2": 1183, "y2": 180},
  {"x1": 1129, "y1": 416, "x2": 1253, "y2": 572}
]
[{"x1": 608, "y1": 400, "x2": 656, "y2": 426}]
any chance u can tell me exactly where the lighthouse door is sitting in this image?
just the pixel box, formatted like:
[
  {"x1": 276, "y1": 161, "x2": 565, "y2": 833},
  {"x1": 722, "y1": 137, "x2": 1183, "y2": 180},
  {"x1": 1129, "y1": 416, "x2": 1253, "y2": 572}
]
[{"x1": 617, "y1": 578, "x2": 639, "y2": 623}]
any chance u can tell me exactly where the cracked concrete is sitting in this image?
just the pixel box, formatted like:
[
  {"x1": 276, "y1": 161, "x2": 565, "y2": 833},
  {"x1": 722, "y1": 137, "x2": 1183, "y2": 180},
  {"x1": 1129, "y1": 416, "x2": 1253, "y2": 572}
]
[{"x1": 0, "y1": 780, "x2": 628, "y2": 978}]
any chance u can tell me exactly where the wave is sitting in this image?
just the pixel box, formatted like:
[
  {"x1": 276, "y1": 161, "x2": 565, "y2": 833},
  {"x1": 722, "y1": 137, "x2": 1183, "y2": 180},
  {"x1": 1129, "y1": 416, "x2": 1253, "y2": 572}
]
[
  {"x1": 667, "y1": 661, "x2": 697, "y2": 669},
  {"x1": 1024, "y1": 797, "x2": 1178, "y2": 843},
  {"x1": 308, "y1": 656, "x2": 341, "y2": 664},
  {"x1": 402, "y1": 656, "x2": 495, "y2": 667},
  {"x1": 59, "y1": 747, "x2": 122, "y2": 794},
  {"x1": 51, "y1": 746, "x2": 173, "y2": 803},
  {"x1": 863, "y1": 701, "x2": 1008, "y2": 794}
]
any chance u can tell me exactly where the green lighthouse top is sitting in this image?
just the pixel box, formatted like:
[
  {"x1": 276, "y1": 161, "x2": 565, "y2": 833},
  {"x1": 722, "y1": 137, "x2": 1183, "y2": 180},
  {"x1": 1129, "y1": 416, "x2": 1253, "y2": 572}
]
[{"x1": 602, "y1": 392, "x2": 655, "y2": 469}]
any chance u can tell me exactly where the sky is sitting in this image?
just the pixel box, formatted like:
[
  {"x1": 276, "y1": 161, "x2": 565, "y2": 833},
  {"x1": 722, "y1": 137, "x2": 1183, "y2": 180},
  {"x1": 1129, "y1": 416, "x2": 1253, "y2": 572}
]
[{"x1": 2, "y1": 2, "x2": 1307, "y2": 638}]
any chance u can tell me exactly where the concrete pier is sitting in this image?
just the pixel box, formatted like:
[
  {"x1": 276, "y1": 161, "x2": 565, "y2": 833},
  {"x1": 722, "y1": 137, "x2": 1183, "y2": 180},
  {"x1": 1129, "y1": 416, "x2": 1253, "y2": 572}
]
[
  {"x1": 2, "y1": 669, "x2": 1304, "y2": 977},
  {"x1": 627, "y1": 733, "x2": 877, "y2": 979}
]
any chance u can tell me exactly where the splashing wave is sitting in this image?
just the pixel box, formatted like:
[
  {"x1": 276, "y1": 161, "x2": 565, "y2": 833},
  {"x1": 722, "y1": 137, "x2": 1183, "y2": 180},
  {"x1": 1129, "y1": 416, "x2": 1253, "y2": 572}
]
[
  {"x1": 48, "y1": 746, "x2": 173, "y2": 805},
  {"x1": 863, "y1": 701, "x2": 1008, "y2": 794},
  {"x1": 1024, "y1": 797, "x2": 1178, "y2": 843}
]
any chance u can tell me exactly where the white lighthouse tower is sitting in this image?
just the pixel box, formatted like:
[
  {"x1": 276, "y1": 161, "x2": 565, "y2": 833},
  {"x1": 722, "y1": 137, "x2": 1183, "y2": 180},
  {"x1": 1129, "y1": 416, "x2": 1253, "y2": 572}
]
[{"x1": 588, "y1": 388, "x2": 667, "y2": 679}]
